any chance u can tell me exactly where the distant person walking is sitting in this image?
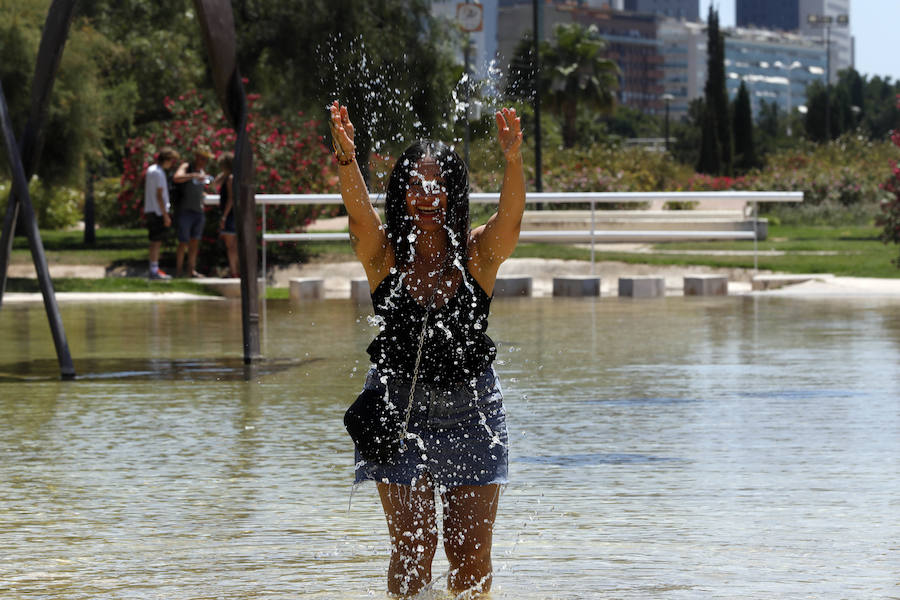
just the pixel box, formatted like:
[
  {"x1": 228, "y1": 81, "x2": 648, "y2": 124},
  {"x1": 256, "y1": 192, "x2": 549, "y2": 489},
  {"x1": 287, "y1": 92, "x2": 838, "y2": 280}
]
[
  {"x1": 172, "y1": 144, "x2": 213, "y2": 278},
  {"x1": 144, "y1": 146, "x2": 179, "y2": 280},
  {"x1": 215, "y1": 151, "x2": 239, "y2": 278}
]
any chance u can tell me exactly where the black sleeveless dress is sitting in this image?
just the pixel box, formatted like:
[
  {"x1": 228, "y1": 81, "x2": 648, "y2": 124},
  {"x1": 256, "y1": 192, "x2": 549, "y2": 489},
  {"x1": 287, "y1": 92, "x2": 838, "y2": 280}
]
[{"x1": 366, "y1": 265, "x2": 497, "y2": 388}]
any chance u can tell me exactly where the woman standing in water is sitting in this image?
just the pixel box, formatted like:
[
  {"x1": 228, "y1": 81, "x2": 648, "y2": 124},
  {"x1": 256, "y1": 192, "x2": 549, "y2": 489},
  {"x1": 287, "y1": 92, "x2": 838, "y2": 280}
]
[{"x1": 329, "y1": 100, "x2": 524, "y2": 597}]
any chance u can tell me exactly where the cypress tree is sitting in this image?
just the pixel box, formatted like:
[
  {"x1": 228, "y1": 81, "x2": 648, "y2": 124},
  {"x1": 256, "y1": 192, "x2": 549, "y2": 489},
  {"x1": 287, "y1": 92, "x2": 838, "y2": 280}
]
[
  {"x1": 698, "y1": 105, "x2": 720, "y2": 175},
  {"x1": 733, "y1": 81, "x2": 756, "y2": 172},
  {"x1": 697, "y1": 6, "x2": 732, "y2": 175}
]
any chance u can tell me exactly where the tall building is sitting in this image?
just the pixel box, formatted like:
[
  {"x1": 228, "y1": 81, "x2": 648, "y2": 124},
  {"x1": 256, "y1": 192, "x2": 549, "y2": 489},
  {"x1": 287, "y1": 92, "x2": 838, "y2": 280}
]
[
  {"x1": 657, "y1": 19, "x2": 706, "y2": 121},
  {"x1": 723, "y1": 27, "x2": 827, "y2": 118},
  {"x1": 797, "y1": 0, "x2": 852, "y2": 83},
  {"x1": 624, "y1": 0, "x2": 698, "y2": 20},
  {"x1": 658, "y1": 20, "x2": 827, "y2": 120},
  {"x1": 736, "y1": 0, "x2": 800, "y2": 31}
]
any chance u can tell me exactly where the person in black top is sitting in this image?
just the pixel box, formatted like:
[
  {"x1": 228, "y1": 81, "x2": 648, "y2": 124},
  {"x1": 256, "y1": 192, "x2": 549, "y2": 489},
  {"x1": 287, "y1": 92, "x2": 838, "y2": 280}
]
[
  {"x1": 172, "y1": 144, "x2": 212, "y2": 277},
  {"x1": 329, "y1": 100, "x2": 525, "y2": 597},
  {"x1": 214, "y1": 151, "x2": 238, "y2": 277}
]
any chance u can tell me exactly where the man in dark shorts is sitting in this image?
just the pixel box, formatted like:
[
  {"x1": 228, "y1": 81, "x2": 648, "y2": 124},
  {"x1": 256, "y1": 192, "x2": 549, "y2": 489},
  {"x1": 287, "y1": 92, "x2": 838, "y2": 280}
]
[
  {"x1": 172, "y1": 144, "x2": 212, "y2": 278},
  {"x1": 144, "y1": 147, "x2": 179, "y2": 279}
]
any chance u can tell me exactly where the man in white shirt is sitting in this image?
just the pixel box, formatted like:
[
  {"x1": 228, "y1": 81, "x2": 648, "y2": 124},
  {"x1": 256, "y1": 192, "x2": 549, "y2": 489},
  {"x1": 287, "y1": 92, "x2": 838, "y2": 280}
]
[{"x1": 144, "y1": 147, "x2": 179, "y2": 279}]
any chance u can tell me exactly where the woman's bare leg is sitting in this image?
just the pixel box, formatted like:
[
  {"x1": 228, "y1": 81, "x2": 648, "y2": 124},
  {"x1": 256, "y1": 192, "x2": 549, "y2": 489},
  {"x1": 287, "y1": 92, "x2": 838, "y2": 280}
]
[
  {"x1": 442, "y1": 484, "x2": 501, "y2": 595},
  {"x1": 377, "y1": 474, "x2": 439, "y2": 597},
  {"x1": 222, "y1": 233, "x2": 239, "y2": 276}
]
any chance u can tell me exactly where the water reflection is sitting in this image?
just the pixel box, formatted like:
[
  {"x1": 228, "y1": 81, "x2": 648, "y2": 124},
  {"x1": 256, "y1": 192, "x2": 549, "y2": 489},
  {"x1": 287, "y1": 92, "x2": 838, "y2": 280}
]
[
  {"x1": 1, "y1": 295, "x2": 899, "y2": 598},
  {"x1": 0, "y1": 357, "x2": 318, "y2": 382}
]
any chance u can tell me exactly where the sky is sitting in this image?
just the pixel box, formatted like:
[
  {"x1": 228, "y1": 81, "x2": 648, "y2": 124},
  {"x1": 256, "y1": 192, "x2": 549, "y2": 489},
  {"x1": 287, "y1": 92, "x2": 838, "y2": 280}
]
[{"x1": 699, "y1": 1, "x2": 900, "y2": 82}]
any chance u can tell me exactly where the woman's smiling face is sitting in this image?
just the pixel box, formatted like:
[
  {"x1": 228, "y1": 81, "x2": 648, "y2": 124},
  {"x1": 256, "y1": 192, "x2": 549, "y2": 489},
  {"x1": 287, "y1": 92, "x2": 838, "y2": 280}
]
[{"x1": 405, "y1": 157, "x2": 447, "y2": 232}]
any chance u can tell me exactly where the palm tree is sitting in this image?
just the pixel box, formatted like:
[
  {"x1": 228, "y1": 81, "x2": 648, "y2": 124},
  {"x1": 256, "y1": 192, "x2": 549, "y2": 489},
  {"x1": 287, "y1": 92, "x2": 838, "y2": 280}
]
[{"x1": 539, "y1": 23, "x2": 620, "y2": 148}]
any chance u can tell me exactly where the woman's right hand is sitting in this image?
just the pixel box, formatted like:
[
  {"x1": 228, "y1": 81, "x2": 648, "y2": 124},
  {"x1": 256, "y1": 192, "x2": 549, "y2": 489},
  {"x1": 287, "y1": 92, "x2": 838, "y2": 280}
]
[{"x1": 329, "y1": 101, "x2": 356, "y2": 160}]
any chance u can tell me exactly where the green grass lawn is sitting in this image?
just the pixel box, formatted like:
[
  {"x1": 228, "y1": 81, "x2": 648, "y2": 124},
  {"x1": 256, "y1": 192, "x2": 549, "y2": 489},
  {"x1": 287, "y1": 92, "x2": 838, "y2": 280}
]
[
  {"x1": 7, "y1": 225, "x2": 900, "y2": 292},
  {"x1": 10, "y1": 228, "x2": 148, "y2": 265}
]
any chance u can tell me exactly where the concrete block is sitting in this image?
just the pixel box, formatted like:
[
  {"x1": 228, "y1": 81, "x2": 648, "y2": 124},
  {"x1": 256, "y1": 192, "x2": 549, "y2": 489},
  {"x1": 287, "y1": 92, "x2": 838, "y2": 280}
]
[
  {"x1": 192, "y1": 277, "x2": 266, "y2": 299},
  {"x1": 751, "y1": 273, "x2": 834, "y2": 291},
  {"x1": 553, "y1": 276, "x2": 601, "y2": 297},
  {"x1": 684, "y1": 275, "x2": 729, "y2": 296},
  {"x1": 618, "y1": 276, "x2": 665, "y2": 298},
  {"x1": 350, "y1": 278, "x2": 372, "y2": 304},
  {"x1": 493, "y1": 276, "x2": 532, "y2": 297},
  {"x1": 289, "y1": 277, "x2": 324, "y2": 301}
]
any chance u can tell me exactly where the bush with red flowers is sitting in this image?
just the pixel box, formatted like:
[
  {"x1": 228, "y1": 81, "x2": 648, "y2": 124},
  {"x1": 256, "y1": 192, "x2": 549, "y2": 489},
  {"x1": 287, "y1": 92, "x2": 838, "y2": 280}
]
[{"x1": 116, "y1": 88, "x2": 334, "y2": 270}]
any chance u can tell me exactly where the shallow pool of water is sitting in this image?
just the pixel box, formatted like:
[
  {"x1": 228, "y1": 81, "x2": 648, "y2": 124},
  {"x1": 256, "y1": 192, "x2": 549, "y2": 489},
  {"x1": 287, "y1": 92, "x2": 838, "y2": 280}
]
[{"x1": 1, "y1": 294, "x2": 898, "y2": 599}]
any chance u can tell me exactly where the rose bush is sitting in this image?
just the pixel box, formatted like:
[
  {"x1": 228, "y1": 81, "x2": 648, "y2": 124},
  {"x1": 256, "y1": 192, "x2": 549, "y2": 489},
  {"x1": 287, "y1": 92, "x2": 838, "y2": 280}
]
[{"x1": 117, "y1": 87, "x2": 334, "y2": 270}]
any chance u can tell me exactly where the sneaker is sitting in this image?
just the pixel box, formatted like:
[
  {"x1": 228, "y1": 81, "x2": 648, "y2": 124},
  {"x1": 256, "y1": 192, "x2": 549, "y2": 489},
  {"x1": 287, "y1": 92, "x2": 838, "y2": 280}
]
[{"x1": 149, "y1": 269, "x2": 172, "y2": 280}]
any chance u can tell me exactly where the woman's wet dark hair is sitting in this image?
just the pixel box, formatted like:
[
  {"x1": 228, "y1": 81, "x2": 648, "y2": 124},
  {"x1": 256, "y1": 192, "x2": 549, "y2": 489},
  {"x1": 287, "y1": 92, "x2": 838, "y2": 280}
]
[{"x1": 385, "y1": 140, "x2": 470, "y2": 267}]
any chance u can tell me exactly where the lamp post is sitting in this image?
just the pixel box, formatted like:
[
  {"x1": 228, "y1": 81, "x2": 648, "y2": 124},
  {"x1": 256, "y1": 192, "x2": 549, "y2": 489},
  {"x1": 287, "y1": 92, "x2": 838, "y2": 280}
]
[
  {"x1": 774, "y1": 60, "x2": 801, "y2": 136},
  {"x1": 806, "y1": 13, "x2": 849, "y2": 141},
  {"x1": 457, "y1": 0, "x2": 482, "y2": 170},
  {"x1": 532, "y1": 0, "x2": 543, "y2": 195},
  {"x1": 661, "y1": 93, "x2": 674, "y2": 151}
]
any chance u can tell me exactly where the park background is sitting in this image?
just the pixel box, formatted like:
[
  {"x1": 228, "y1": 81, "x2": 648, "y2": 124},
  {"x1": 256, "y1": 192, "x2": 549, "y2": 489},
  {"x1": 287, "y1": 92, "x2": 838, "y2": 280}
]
[{"x1": 2, "y1": 0, "x2": 900, "y2": 287}]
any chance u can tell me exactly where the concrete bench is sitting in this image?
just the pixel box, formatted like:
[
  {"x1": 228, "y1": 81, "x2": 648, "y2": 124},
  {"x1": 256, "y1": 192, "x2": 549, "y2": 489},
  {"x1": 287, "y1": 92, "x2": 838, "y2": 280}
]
[
  {"x1": 493, "y1": 276, "x2": 532, "y2": 297},
  {"x1": 350, "y1": 278, "x2": 371, "y2": 304},
  {"x1": 751, "y1": 273, "x2": 834, "y2": 291},
  {"x1": 684, "y1": 275, "x2": 729, "y2": 296},
  {"x1": 618, "y1": 276, "x2": 665, "y2": 298},
  {"x1": 191, "y1": 277, "x2": 265, "y2": 299},
  {"x1": 289, "y1": 278, "x2": 324, "y2": 301},
  {"x1": 553, "y1": 276, "x2": 601, "y2": 297}
]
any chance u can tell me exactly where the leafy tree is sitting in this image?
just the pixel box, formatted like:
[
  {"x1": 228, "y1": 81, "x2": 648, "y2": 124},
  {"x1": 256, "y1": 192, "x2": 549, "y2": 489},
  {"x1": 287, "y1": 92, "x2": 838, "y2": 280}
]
[
  {"x1": 505, "y1": 34, "x2": 536, "y2": 102},
  {"x1": 877, "y1": 95, "x2": 900, "y2": 267},
  {"x1": 233, "y1": 0, "x2": 459, "y2": 182},
  {"x1": 74, "y1": 0, "x2": 206, "y2": 126},
  {"x1": 732, "y1": 81, "x2": 756, "y2": 172},
  {"x1": 538, "y1": 23, "x2": 619, "y2": 148},
  {"x1": 697, "y1": 6, "x2": 731, "y2": 175},
  {"x1": 671, "y1": 98, "x2": 703, "y2": 167},
  {"x1": 861, "y1": 75, "x2": 900, "y2": 139},
  {"x1": 755, "y1": 99, "x2": 785, "y2": 158},
  {"x1": 0, "y1": 0, "x2": 136, "y2": 185},
  {"x1": 606, "y1": 105, "x2": 662, "y2": 139}
]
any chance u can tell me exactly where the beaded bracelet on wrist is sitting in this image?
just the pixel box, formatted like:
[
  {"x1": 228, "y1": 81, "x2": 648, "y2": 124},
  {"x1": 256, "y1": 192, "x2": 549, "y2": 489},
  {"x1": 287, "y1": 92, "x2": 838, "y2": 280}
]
[{"x1": 335, "y1": 153, "x2": 355, "y2": 166}]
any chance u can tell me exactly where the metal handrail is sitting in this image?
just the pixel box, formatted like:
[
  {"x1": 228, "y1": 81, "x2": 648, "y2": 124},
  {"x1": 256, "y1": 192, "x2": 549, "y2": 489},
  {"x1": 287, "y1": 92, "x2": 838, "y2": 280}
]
[{"x1": 203, "y1": 191, "x2": 802, "y2": 284}]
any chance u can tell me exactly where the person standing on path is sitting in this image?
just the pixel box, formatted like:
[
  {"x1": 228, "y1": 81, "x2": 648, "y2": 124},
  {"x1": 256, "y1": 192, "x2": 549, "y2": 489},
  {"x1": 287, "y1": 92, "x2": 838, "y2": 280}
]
[
  {"x1": 144, "y1": 147, "x2": 179, "y2": 280},
  {"x1": 215, "y1": 151, "x2": 239, "y2": 278},
  {"x1": 172, "y1": 144, "x2": 212, "y2": 278}
]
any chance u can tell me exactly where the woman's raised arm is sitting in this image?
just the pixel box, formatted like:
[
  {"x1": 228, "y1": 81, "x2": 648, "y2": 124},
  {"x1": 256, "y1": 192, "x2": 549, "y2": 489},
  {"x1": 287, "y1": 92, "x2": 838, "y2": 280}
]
[
  {"x1": 329, "y1": 101, "x2": 391, "y2": 285},
  {"x1": 470, "y1": 108, "x2": 525, "y2": 283}
]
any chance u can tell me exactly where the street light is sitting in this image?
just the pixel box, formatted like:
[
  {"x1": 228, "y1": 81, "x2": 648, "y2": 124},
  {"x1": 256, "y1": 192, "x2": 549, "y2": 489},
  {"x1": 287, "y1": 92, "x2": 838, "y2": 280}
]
[
  {"x1": 661, "y1": 93, "x2": 674, "y2": 151},
  {"x1": 806, "y1": 13, "x2": 849, "y2": 140},
  {"x1": 774, "y1": 60, "x2": 802, "y2": 136}
]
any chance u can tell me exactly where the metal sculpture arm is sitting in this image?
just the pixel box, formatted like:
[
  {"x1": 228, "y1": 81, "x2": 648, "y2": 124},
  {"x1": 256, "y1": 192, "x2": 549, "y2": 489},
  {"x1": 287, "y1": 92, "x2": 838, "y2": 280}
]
[
  {"x1": 0, "y1": 0, "x2": 78, "y2": 304},
  {"x1": 0, "y1": 0, "x2": 77, "y2": 379},
  {"x1": 193, "y1": 0, "x2": 261, "y2": 363}
]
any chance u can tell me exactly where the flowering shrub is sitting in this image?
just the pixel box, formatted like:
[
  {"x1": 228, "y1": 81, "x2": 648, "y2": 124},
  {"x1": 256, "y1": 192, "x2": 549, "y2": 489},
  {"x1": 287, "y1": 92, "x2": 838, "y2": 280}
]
[
  {"x1": 117, "y1": 88, "x2": 334, "y2": 267},
  {"x1": 877, "y1": 95, "x2": 900, "y2": 266},
  {"x1": 463, "y1": 131, "x2": 891, "y2": 223}
]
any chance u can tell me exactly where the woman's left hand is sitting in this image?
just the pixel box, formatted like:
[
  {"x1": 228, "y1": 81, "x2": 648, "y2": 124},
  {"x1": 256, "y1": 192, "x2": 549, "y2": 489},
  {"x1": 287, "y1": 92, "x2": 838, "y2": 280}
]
[{"x1": 496, "y1": 107, "x2": 523, "y2": 162}]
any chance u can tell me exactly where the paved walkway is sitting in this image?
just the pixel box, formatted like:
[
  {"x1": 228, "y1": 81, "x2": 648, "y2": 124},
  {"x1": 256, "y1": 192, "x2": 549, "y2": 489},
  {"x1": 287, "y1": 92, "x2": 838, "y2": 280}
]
[
  {"x1": 6, "y1": 259, "x2": 900, "y2": 302},
  {"x1": 270, "y1": 258, "x2": 762, "y2": 298}
]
